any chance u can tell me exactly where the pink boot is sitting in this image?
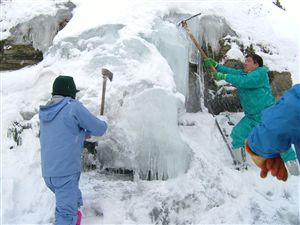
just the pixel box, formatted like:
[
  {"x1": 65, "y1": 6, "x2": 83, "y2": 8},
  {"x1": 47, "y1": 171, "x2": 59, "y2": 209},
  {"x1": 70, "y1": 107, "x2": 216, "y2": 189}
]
[{"x1": 76, "y1": 210, "x2": 82, "y2": 225}]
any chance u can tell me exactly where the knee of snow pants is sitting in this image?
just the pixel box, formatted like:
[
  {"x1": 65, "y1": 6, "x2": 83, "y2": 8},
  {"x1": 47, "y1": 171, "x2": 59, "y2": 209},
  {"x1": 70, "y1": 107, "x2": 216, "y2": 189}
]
[
  {"x1": 280, "y1": 147, "x2": 297, "y2": 162},
  {"x1": 43, "y1": 172, "x2": 82, "y2": 225},
  {"x1": 230, "y1": 115, "x2": 260, "y2": 149}
]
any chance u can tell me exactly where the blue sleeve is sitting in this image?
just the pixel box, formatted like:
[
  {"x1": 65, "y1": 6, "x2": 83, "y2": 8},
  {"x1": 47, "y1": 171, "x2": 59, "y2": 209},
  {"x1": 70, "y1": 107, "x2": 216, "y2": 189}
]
[
  {"x1": 74, "y1": 101, "x2": 108, "y2": 136},
  {"x1": 225, "y1": 66, "x2": 268, "y2": 88},
  {"x1": 216, "y1": 64, "x2": 243, "y2": 75},
  {"x1": 248, "y1": 85, "x2": 300, "y2": 158}
]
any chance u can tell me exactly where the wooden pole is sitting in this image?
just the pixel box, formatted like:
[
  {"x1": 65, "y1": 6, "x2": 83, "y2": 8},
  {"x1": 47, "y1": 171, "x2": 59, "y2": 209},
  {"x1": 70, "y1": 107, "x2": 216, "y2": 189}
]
[
  {"x1": 100, "y1": 76, "x2": 107, "y2": 115},
  {"x1": 181, "y1": 21, "x2": 216, "y2": 73}
]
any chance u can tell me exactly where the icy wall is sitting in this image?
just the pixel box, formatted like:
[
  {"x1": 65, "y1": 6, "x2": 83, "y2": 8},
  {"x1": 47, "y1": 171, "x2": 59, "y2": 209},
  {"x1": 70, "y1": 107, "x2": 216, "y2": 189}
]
[
  {"x1": 149, "y1": 19, "x2": 189, "y2": 97},
  {"x1": 44, "y1": 20, "x2": 192, "y2": 180},
  {"x1": 2, "y1": 8, "x2": 245, "y2": 180},
  {"x1": 4, "y1": 12, "x2": 240, "y2": 180}
]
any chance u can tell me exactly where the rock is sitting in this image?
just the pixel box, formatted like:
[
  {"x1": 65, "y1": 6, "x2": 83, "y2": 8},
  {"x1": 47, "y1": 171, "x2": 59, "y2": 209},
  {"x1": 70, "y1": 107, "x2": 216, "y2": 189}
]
[
  {"x1": 0, "y1": 40, "x2": 43, "y2": 70},
  {"x1": 204, "y1": 59, "x2": 243, "y2": 115},
  {"x1": 7, "y1": 2, "x2": 75, "y2": 52},
  {"x1": 186, "y1": 63, "x2": 202, "y2": 113},
  {"x1": 268, "y1": 70, "x2": 293, "y2": 99},
  {"x1": 208, "y1": 88, "x2": 243, "y2": 114},
  {"x1": 224, "y1": 59, "x2": 243, "y2": 69}
]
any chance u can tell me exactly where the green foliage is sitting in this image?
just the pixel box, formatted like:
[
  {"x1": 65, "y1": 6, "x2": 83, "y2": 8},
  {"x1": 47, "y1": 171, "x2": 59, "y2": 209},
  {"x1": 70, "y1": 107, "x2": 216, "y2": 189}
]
[
  {"x1": 218, "y1": 39, "x2": 231, "y2": 60},
  {"x1": 82, "y1": 142, "x2": 98, "y2": 172},
  {"x1": 7, "y1": 121, "x2": 32, "y2": 147},
  {"x1": 245, "y1": 44, "x2": 255, "y2": 55},
  {"x1": 84, "y1": 141, "x2": 97, "y2": 155},
  {"x1": 0, "y1": 41, "x2": 43, "y2": 71},
  {"x1": 273, "y1": 0, "x2": 286, "y2": 11}
]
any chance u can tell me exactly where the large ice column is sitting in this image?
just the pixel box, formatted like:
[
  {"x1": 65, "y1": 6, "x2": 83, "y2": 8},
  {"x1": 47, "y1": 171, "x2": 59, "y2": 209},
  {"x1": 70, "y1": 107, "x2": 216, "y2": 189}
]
[
  {"x1": 118, "y1": 88, "x2": 191, "y2": 180},
  {"x1": 149, "y1": 20, "x2": 189, "y2": 97}
]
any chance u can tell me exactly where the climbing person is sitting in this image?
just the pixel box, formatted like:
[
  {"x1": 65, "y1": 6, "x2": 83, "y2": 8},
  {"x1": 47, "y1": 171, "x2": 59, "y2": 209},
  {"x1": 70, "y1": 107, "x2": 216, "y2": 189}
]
[
  {"x1": 39, "y1": 75, "x2": 108, "y2": 225},
  {"x1": 203, "y1": 54, "x2": 298, "y2": 174},
  {"x1": 245, "y1": 84, "x2": 300, "y2": 181}
]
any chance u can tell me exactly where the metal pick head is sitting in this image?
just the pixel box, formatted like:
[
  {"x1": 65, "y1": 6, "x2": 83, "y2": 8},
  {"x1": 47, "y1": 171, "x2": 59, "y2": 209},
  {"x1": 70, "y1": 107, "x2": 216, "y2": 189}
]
[
  {"x1": 101, "y1": 68, "x2": 113, "y2": 81},
  {"x1": 177, "y1": 12, "x2": 201, "y2": 27}
]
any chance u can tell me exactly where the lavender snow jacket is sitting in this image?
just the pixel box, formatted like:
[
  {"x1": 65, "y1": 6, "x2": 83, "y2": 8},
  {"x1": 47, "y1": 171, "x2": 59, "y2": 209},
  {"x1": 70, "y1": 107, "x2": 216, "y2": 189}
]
[{"x1": 39, "y1": 97, "x2": 107, "y2": 177}]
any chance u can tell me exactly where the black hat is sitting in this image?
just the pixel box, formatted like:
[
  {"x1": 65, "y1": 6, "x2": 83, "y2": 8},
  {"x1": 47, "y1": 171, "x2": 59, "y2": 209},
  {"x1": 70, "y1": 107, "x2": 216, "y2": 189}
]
[{"x1": 52, "y1": 75, "x2": 79, "y2": 99}]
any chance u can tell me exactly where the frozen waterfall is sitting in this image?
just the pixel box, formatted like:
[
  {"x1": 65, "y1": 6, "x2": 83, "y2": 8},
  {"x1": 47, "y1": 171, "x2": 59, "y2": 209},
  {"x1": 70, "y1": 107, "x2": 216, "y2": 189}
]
[
  {"x1": 44, "y1": 19, "x2": 193, "y2": 180},
  {"x1": 43, "y1": 12, "x2": 238, "y2": 180},
  {"x1": 4, "y1": 8, "x2": 239, "y2": 180}
]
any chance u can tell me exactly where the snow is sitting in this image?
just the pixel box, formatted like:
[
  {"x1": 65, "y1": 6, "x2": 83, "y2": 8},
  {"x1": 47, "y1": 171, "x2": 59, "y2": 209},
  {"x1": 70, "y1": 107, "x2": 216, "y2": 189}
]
[
  {"x1": 225, "y1": 42, "x2": 245, "y2": 62},
  {"x1": 0, "y1": 0, "x2": 61, "y2": 40},
  {"x1": 1, "y1": 0, "x2": 299, "y2": 224}
]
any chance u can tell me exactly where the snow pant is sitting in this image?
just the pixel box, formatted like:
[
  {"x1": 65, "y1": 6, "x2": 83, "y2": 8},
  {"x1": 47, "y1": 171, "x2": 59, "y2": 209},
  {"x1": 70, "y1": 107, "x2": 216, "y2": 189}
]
[
  {"x1": 230, "y1": 114, "x2": 296, "y2": 162},
  {"x1": 43, "y1": 172, "x2": 83, "y2": 225},
  {"x1": 230, "y1": 114, "x2": 261, "y2": 149},
  {"x1": 280, "y1": 148, "x2": 297, "y2": 162}
]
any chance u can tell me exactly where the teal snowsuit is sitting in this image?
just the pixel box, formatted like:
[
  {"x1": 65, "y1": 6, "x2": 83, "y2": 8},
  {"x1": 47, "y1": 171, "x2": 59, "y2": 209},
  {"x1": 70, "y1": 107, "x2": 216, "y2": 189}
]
[{"x1": 216, "y1": 64, "x2": 296, "y2": 162}]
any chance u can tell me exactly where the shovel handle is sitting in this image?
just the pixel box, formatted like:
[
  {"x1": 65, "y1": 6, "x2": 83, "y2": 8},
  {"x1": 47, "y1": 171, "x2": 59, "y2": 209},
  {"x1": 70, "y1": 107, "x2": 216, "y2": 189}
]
[
  {"x1": 100, "y1": 76, "x2": 107, "y2": 115},
  {"x1": 181, "y1": 21, "x2": 216, "y2": 73}
]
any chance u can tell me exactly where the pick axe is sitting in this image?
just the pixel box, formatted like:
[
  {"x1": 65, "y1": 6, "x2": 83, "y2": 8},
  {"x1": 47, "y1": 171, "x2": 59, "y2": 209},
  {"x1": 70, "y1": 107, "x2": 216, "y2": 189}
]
[
  {"x1": 83, "y1": 68, "x2": 113, "y2": 155},
  {"x1": 100, "y1": 68, "x2": 113, "y2": 115},
  {"x1": 178, "y1": 14, "x2": 216, "y2": 74}
]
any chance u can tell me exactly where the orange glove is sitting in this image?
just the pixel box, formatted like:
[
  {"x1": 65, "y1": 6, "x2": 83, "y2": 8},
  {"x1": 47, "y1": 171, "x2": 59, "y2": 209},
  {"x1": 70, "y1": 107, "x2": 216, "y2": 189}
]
[{"x1": 245, "y1": 140, "x2": 288, "y2": 181}]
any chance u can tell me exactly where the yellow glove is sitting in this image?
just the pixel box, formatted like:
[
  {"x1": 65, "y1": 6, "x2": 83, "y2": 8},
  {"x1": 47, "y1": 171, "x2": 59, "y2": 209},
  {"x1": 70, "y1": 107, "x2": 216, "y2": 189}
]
[{"x1": 245, "y1": 140, "x2": 288, "y2": 181}]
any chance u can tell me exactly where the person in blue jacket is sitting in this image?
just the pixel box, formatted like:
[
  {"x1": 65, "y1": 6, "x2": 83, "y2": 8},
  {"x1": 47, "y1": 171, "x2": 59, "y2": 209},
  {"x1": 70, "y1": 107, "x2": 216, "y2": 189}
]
[
  {"x1": 245, "y1": 84, "x2": 300, "y2": 181},
  {"x1": 39, "y1": 75, "x2": 108, "y2": 225},
  {"x1": 204, "y1": 54, "x2": 298, "y2": 172}
]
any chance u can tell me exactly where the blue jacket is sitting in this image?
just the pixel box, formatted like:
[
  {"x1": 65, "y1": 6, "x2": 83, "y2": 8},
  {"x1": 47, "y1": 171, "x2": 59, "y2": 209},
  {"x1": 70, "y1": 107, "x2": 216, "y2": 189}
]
[
  {"x1": 39, "y1": 97, "x2": 107, "y2": 177},
  {"x1": 248, "y1": 84, "x2": 300, "y2": 162},
  {"x1": 217, "y1": 65, "x2": 275, "y2": 116}
]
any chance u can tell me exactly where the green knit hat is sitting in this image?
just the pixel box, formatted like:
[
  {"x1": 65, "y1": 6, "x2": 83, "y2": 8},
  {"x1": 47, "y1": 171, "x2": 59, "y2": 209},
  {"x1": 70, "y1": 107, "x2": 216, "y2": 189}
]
[{"x1": 52, "y1": 75, "x2": 79, "y2": 99}]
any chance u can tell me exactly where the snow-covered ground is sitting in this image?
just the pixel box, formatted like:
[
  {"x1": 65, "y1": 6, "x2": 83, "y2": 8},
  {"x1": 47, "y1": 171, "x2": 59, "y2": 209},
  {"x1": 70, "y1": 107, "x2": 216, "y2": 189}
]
[{"x1": 1, "y1": 0, "x2": 299, "y2": 224}]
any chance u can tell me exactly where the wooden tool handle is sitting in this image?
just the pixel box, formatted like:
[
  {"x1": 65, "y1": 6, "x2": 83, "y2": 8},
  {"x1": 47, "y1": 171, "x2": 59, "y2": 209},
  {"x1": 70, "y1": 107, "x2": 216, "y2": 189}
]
[
  {"x1": 100, "y1": 77, "x2": 107, "y2": 115},
  {"x1": 182, "y1": 22, "x2": 216, "y2": 73}
]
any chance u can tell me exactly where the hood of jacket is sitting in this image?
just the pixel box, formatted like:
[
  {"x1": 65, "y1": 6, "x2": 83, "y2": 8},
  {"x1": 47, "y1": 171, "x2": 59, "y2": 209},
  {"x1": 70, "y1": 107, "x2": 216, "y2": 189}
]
[
  {"x1": 294, "y1": 84, "x2": 300, "y2": 98},
  {"x1": 39, "y1": 97, "x2": 72, "y2": 122}
]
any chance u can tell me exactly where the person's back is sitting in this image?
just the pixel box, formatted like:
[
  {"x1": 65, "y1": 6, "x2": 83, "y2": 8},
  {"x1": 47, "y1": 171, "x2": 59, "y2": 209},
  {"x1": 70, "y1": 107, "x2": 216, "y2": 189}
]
[
  {"x1": 40, "y1": 96, "x2": 107, "y2": 177},
  {"x1": 39, "y1": 75, "x2": 107, "y2": 225}
]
